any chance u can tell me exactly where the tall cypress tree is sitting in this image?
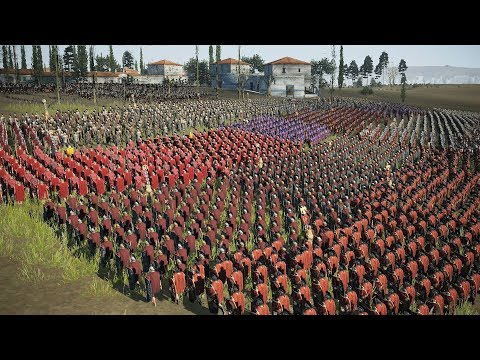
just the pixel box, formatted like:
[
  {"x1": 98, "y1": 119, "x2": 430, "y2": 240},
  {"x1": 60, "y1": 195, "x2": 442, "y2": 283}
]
[
  {"x1": 20, "y1": 45, "x2": 27, "y2": 69},
  {"x1": 63, "y1": 45, "x2": 75, "y2": 72},
  {"x1": 77, "y1": 45, "x2": 88, "y2": 78},
  {"x1": 108, "y1": 45, "x2": 116, "y2": 72},
  {"x1": 89, "y1": 46, "x2": 95, "y2": 71},
  {"x1": 209, "y1": 45, "x2": 214, "y2": 67},
  {"x1": 31, "y1": 45, "x2": 43, "y2": 84},
  {"x1": 72, "y1": 45, "x2": 79, "y2": 77},
  {"x1": 2, "y1": 46, "x2": 8, "y2": 69},
  {"x1": 13, "y1": 45, "x2": 19, "y2": 82},
  {"x1": 37, "y1": 45, "x2": 44, "y2": 80},
  {"x1": 399, "y1": 59, "x2": 408, "y2": 103},
  {"x1": 338, "y1": 45, "x2": 344, "y2": 90},
  {"x1": 8, "y1": 46, "x2": 13, "y2": 69},
  {"x1": 31, "y1": 45, "x2": 37, "y2": 70},
  {"x1": 48, "y1": 45, "x2": 52, "y2": 70},
  {"x1": 215, "y1": 45, "x2": 221, "y2": 62},
  {"x1": 139, "y1": 47, "x2": 144, "y2": 74}
]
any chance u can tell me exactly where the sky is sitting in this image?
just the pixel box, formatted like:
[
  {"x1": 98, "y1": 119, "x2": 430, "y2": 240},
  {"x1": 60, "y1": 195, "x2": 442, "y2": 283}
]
[{"x1": 15, "y1": 45, "x2": 480, "y2": 69}]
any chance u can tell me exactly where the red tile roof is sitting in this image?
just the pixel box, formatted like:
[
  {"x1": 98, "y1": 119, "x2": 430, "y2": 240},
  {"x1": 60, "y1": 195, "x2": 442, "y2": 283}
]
[
  {"x1": 123, "y1": 67, "x2": 141, "y2": 76},
  {"x1": 148, "y1": 59, "x2": 183, "y2": 66},
  {"x1": 265, "y1": 57, "x2": 310, "y2": 65},
  {"x1": 214, "y1": 58, "x2": 249, "y2": 65}
]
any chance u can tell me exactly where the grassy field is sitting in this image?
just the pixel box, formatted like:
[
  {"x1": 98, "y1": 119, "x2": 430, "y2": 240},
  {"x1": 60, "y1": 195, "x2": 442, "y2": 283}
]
[
  {"x1": 336, "y1": 84, "x2": 480, "y2": 112},
  {"x1": 0, "y1": 200, "x2": 206, "y2": 314}
]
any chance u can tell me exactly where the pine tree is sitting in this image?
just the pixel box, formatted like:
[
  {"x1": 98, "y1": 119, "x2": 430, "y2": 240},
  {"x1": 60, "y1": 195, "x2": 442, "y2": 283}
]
[
  {"x1": 8, "y1": 46, "x2": 13, "y2": 69},
  {"x1": 63, "y1": 45, "x2": 75, "y2": 72},
  {"x1": 31, "y1": 45, "x2": 43, "y2": 84},
  {"x1": 209, "y1": 45, "x2": 214, "y2": 67},
  {"x1": 20, "y1": 45, "x2": 27, "y2": 69},
  {"x1": 109, "y1": 45, "x2": 116, "y2": 72},
  {"x1": 399, "y1": 59, "x2": 408, "y2": 103},
  {"x1": 89, "y1": 45, "x2": 95, "y2": 71},
  {"x1": 37, "y1": 45, "x2": 43, "y2": 77},
  {"x1": 76, "y1": 45, "x2": 88, "y2": 78},
  {"x1": 139, "y1": 47, "x2": 144, "y2": 75},
  {"x1": 134, "y1": 60, "x2": 138, "y2": 71},
  {"x1": 72, "y1": 45, "x2": 79, "y2": 77},
  {"x1": 2, "y1": 46, "x2": 8, "y2": 69},
  {"x1": 31, "y1": 45, "x2": 37, "y2": 70},
  {"x1": 338, "y1": 45, "x2": 344, "y2": 89},
  {"x1": 48, "y1": 45, "x2": 52, "y2": 71},
  {"x1": 13, "y1": 45, "x2": 19, "y2": 82}
]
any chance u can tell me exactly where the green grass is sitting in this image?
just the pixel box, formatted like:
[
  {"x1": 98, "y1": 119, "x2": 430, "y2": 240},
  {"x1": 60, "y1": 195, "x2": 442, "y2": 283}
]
[
  {"x1": 85, "y1": 277, "x2": 117, "y2": 298},
  {"x1": 0, "y1": 199, "x2": 113, "y2": 293},
  {"x1": 455, "y1": 301, "x2": 480, "y2": 315}
]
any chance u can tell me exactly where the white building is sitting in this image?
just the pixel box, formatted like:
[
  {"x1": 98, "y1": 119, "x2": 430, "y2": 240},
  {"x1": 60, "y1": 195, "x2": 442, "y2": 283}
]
[
  {"x1": 146, "y1": 59, "x2": 188, "y2": 84},
  {"x1": 264, "y1": 57, "x2": 312, "y2": 97},
  {"x1": 210, "y1": 58, "x2": 250, "y2": 89}
]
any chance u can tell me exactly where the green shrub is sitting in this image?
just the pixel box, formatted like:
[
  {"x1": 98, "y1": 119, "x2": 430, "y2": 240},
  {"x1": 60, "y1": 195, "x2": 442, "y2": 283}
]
[{"x1": 360, "y1": 86, "x2": 374, "y2": 95}]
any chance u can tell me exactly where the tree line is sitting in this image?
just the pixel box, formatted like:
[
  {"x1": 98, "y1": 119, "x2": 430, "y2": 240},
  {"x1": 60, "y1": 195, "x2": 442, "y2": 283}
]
[{"x1": 1, "y1": 45, "x2": 148, "y2": 84}]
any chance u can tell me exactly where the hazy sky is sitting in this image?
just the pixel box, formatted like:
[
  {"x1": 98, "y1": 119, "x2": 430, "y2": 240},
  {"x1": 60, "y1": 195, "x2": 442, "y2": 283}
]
[{"x1": 19, "y1": 45, "x2": 480, "y2": 69}]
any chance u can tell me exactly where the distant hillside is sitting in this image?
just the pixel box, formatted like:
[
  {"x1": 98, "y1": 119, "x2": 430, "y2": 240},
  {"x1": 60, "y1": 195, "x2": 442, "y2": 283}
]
[{"x1": 403, "y1": 65, "x2": 480, "y2": 84}]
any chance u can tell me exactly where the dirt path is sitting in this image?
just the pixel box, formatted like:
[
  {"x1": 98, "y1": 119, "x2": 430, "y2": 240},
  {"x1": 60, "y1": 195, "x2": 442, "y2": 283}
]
[{"x1": 0, "y1": 256, "x2": 210, "y2": 315}]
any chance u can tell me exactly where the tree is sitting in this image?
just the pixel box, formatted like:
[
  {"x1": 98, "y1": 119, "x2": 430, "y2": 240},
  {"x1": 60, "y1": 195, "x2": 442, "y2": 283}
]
[
  {"x1": 209, "y1": 45, "x2": 214, "y2": 68},
  {"x1": 379, "y1": 51, "x2": 389, "y2": 85},
  {"x1": 214, "y1": 45, "x2": 220, "y2": 97},
  {"x1": 241, "y1": 54, "x2": 265, "y2": 74},
  {"x1": 311, "y1": 57, "x2": 334, "y2": 89},
  {"x1": 330, "y1": 45, "x2": 337, "y2": 99},
  {"x1": 95, "y1": 53, "x2": 110, "y2": 72},
  {"x1": 48, "y1": 45, "x2": 52, "y2": 70},
  {"x1": 8, "y1": 46, "x2": 13, "y2": 69},
  {"x1": 20, "y1": 45, "x2": 26, "y2": 69},
  {"x1": 338, "y1": 45, "x2": 344, "y2": 89},
  {"x1": 50, "y1": 46, "x2": 60, "y2": 74},
  {"x1": 374, "y1": 63, "x2": 382, "y2": 82},
  {"x1": 122, "y1": 51, "x2": 134, "y2": 69},
  {"x1": 347, "y1": 60, "x2": 359, "y2": 86},
  {"x1": 387, "y1": 66, "x2": 398, "y2": 85},
  {"x1": 361, "y1": 55, "x2": 373, "y2": 85},
  {"x1": 13, "y1": 46, "x2": 19, "y2": 83},
  {"x1": 76, "y1": 45, "x2": 88, "y2": 79},
  {"x1": 31, "y1": 45, "x2": 44, "y2": 84},
  {"x1": 2, "y1": 46, "x2": 8, "y2": 69},
  {"x1": 184, "y1": 57, "x2": 209, "y2": 85},
  {"x1": 399, "y1": 59, "x2": 408, "y2": 102},
  {"x1": 63, "y1": 45, "x2": 75, "y2": 72},
  {"x1": 89, "y1": 46, "x2": 95, "y2": 71},
  {"x1": 140, "y1": 47, "x2": 145, "y2": 75},
  {"x1": 134, "y1": 60, "x2": 138, "y2": 71},
  {"x1": 108, "y1": 45, "x2": 116, "y2": 72}
]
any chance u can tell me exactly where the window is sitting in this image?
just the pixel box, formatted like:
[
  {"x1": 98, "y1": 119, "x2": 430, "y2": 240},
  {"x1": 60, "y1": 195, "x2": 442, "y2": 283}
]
[{"x1": 282, "y1": 67, "x2": 286, "y2": 74}]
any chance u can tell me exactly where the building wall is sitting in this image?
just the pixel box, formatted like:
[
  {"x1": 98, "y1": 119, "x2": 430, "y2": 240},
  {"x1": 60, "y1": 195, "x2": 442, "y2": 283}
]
[
  {"x1": 264, "y1": 63, "x2": 311, "y2": 97},
  {"x1": 245, "y1": 75, "x2": 268, "y2": 93},
  {"x1": 135, "y1": 75, "x2": 164, "y2": 84},
  {"x1": 210, "y1": 63, "x2": 250, "y2": 89},
  {"x1": 147, "y1": 64, "x2": 163, "y2": 75}
]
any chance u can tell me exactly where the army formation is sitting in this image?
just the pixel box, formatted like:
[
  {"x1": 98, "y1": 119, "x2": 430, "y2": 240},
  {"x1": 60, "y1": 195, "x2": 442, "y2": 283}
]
[{"x1": 1, "y1": 90, "x2": 480, "y2": 315}]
